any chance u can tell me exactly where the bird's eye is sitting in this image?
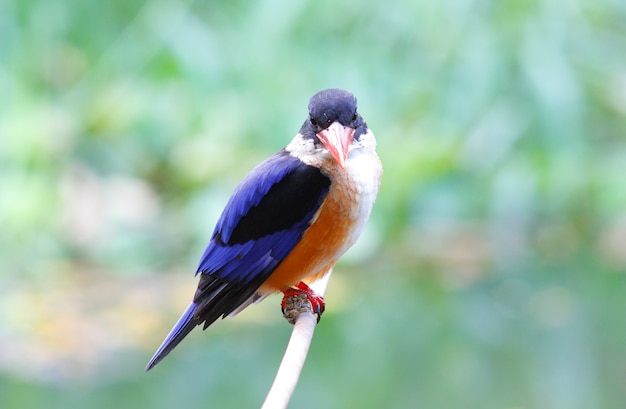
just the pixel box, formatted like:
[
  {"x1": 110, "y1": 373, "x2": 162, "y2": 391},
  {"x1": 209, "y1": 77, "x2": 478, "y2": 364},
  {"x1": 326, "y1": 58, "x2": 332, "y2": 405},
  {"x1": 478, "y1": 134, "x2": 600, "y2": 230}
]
[
  {"x1": 352, "y1": 112, "x2": 358, "y2": 121},
  {"x1": 310, "y1": 115, "x2": 318, "y2": 126}
]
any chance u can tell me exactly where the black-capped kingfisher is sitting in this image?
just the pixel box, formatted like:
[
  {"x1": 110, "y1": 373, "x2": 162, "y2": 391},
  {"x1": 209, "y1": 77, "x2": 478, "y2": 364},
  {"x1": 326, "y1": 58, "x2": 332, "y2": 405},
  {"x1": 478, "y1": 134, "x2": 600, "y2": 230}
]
[{"x1": 146, "y1": 89, "x2": 382, "y2": 370}]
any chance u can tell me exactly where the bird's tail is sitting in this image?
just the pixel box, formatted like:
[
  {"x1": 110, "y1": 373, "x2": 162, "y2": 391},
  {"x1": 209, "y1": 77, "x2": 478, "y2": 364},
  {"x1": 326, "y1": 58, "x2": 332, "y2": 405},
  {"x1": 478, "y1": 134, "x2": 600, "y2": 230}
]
[{"x1": 145, "y1": 302, "x2": 199, "y2": 371}]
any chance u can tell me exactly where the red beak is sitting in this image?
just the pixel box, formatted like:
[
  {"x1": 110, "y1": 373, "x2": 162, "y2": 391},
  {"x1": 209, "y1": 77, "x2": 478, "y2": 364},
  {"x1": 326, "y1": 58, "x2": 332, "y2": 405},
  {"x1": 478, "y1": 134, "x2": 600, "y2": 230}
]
[{"x1": 316, "y1": 121, "x2": 355, "y2": 169}]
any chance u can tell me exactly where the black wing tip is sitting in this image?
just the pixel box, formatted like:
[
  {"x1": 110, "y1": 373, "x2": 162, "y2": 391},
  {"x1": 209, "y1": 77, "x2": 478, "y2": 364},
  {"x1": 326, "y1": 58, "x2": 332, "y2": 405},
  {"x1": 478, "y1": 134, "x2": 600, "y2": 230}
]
[
  {"x1": 145, "y1": 345, "x2": 171, "y2": 371},
  {"x1": 144, "y1": 335, "x2": 184, "y2": 372},
  {"x1": 145, "y1": 356, "x2": 161, "y2": 372},
  {"x1": 145, "y1": 303, "x2": 199, "y2": 371}
]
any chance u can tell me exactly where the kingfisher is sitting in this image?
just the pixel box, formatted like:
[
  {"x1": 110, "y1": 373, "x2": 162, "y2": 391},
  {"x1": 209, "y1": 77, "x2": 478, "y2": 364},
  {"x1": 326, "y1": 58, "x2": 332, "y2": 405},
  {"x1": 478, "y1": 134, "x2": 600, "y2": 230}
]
[{"x1": 146, "y1": 88, "x2": 382, "y2": 370}]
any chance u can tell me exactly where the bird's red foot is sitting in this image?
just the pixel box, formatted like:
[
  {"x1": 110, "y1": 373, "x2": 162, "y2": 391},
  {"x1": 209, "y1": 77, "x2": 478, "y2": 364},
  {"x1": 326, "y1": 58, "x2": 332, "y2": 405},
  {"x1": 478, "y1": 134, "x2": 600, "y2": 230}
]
[{"x1": 281, "y1": 282, "x2": 325, "y2": 324}]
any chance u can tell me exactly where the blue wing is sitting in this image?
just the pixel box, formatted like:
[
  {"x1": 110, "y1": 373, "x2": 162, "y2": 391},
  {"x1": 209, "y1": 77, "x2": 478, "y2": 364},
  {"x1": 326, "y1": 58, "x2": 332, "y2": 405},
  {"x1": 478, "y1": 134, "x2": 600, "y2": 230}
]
[
  {"x1": 194, "y1": 149, "x2": 331, "y2": 318},
  {"x1": 146, "y1": 150, "x2": 330, "y2": 370}
]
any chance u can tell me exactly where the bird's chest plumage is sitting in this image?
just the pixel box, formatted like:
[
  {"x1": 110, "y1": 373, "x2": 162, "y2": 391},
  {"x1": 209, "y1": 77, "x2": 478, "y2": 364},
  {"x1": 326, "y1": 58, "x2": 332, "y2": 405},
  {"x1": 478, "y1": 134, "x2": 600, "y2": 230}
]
[
  {"x1": 259, "y1": 146, "x2": 382, "y2": 293},
  {"x1": 320, "y1": 147, "x2": 382, "y2": 253}
]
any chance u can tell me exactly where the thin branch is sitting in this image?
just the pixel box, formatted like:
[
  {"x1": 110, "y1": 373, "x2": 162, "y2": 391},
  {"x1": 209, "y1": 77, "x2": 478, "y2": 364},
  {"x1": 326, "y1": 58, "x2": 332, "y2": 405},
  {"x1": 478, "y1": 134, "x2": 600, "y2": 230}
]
[{"x1": 261, "y1": 271, "x2": 332, "y2": 409}]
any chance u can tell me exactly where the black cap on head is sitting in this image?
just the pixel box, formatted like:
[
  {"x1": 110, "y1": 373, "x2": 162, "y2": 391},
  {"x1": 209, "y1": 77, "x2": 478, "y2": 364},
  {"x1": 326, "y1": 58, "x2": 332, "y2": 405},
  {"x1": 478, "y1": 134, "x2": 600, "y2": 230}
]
[{"x1": 308, "y1": 89, "x2": 358, "y2": 129}]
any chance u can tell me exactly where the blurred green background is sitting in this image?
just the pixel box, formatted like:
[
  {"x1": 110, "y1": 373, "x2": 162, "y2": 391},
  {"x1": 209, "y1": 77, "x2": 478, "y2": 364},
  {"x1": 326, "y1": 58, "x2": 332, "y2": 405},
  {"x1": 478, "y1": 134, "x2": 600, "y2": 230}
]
[{"x1": 2, "y1": 0, "x2": 626, "y2": 408}]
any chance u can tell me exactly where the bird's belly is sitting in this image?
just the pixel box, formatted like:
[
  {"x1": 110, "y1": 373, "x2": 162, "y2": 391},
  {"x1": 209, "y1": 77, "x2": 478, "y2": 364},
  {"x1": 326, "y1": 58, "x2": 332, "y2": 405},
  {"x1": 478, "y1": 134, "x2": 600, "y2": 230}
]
[{"x1": 259, "y1": 148, "x2": 381, "y2": 293}]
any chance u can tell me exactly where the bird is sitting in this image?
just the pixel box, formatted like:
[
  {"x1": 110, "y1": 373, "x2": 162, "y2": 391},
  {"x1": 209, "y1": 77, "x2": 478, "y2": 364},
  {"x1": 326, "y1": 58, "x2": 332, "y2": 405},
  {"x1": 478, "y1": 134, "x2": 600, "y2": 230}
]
[{"x1": 146, "y1": 88, "x2": 382, "y2": 370}]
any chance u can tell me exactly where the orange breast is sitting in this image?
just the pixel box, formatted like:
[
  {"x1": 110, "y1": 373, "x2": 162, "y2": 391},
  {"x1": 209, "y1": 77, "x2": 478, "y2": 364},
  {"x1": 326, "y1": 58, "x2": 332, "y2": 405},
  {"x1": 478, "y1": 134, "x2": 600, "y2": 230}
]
[
  {"x1": 259, "y1": 139, "x2": 382, "y2": 294},
  {"x1": 258, "y1": 187, "x2": 352, "y2": 293}
]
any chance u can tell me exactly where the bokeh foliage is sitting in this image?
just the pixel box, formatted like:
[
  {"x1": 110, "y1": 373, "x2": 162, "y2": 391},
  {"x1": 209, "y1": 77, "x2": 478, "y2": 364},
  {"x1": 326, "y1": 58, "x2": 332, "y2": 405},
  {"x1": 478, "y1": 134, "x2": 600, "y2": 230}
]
[{"x1": 2, "y1": 0, "x2": 626, "y2": 408}]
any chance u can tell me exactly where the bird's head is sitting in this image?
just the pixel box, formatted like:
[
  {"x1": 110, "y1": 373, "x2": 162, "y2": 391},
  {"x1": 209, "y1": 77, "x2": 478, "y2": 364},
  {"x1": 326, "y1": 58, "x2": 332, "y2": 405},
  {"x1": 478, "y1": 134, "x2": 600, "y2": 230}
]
[{"x1": 299, "y1": 89, "x2": 368, "y2": 169}]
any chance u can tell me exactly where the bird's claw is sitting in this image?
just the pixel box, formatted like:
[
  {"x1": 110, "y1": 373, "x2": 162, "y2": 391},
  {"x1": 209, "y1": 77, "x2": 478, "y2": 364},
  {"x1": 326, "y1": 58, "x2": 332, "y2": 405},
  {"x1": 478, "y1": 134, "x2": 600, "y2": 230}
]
[{"x1": 281, "y1": 282, "x2": 325, "y2": 324}]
